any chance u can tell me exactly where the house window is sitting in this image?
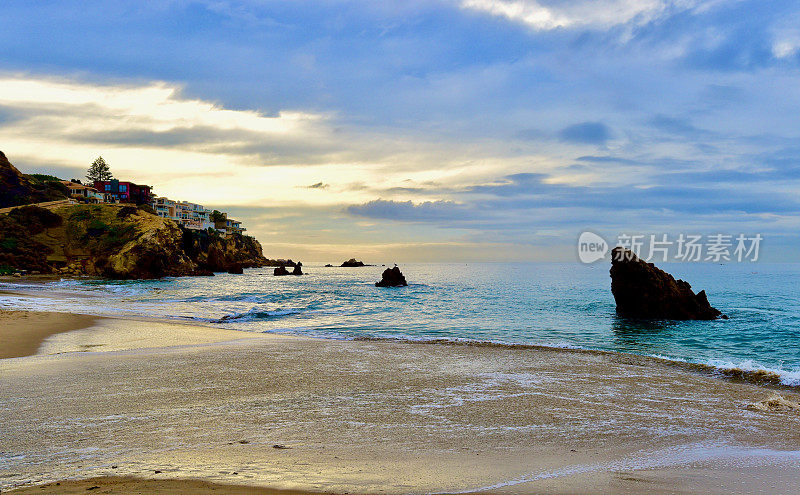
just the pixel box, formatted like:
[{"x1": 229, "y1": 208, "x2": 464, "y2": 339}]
[
  {"x1": 105, "y1": 184, "x2": 111, "y2": 191},
  {"x1": 120, "y1": 184, "x2": 128, "y2": 192}
]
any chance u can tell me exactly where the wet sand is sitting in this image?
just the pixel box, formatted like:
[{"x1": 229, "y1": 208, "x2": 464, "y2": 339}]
[
  {"x1": 9, "y1": 462, "x2": 800, "y2": 495},
  {"x1": 3, "y1": 314, "x2": 800, "y2": 494},
  {"x1": 0, "y1": 310, "x2": 97, "y2": 359},
  {"x1": 7, "y1": 476, "x2": 327, "y2": 494}
]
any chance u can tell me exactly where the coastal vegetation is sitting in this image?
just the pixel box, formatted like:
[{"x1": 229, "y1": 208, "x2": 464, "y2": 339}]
[{"x1": 86, "y1": 156, "x2": 114, "y2": 182}]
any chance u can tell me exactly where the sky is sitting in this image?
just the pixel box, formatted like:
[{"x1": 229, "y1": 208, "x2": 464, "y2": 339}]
[{"x1": 1, "y1": 0, "x2": 799, "y2": 262}]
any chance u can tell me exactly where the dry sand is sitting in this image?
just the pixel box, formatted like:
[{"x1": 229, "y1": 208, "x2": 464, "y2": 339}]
[{"x1": 3, "y1": 313, "x2": 800, "y2": 494}]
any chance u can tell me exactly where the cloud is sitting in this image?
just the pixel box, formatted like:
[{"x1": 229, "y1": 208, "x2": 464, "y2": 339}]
[
  {"x1": 460, "y1": 0, "x2": 694, "y2": 31},
  {"x1": 558, "y1": 122, "x2": 612, "y2": 144},
  {"x1": 0, "y1": 76, "x2": 335, "y2": 167},
  {"x1": 576, "y1": 155, "x2": 640, "y2": 166},
  {"x1": 305, "y1": 182, "x2": 329, "y2": 189},
  {"x1": 648, "y1": 114, "x2": 714, "y2": 138},
  {"x1": 773, "y1": 38, "x2": 800, "y2": 59},
  {"x1": 2, "y1": 1, "x2": 800, "y2": 260},
  {"x1": 346, "y1": 199, "x2": 469, "y2": 221}
]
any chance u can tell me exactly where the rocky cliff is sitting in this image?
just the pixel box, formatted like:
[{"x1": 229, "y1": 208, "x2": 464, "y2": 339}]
[
  {"x1": 1, "y1": 203, "x2": 270, "y2": 279},
  {"x1": 182, "y1": 228, "x2": 269, "y2": 274},
  {"x1": 0, "y1": 151, "x2": 69, "y2": 208},
  {"x1": 0, "y1": 151, "x2": 271, "y2": 279}
]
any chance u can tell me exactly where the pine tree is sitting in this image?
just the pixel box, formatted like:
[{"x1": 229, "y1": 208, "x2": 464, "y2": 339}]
[{"x1": 86, "y1": 156, "x2": 113, "y2": 183}]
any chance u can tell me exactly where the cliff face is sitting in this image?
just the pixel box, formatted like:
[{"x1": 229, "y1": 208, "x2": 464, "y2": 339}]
[
  {"x1": 29, "y1": 204, "x2": 199, "y2": 279},
  {"x1": 1, "y1": 151, "x2": 270, "y2": 279},
  {"x1": 0, "y1": 151, "x2": 69, "y2": 208},
  {"x1": 0, "y1": 206, "x2": 64, "y2": 273},
  {"x1": 47, "y1": 205, "x2": 266, "y2": 279},
  {"x1": 1, "y1": 204, "x2": 269, "y2": 279},
  {"x1": 182, "y1": 228, "x2": 268, "y2": 274}
]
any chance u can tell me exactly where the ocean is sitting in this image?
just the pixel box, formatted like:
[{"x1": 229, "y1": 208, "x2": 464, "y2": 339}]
[{"x1": 2, "y1": 262, "x2": 799, "y2": 386}]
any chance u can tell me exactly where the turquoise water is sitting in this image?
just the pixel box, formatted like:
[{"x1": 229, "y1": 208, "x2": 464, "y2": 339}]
[{"x1": 2, "y1": 262, "x2": 800, "y2": 385}]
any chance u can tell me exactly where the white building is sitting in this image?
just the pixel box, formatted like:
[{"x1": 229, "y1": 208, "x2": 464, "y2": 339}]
[
  {"x1": 177, "y1": 201, "x2": 215, "y2": 231},
  {"x1": 151, "y1": 196, "x2": 215, "y2": 231},
  {"x1": 150, "y1": 196, "x2": 246, "y2": 234},
  {"x1": 61, "y1": 181, "x2": 106, "y2": 203},
  {"x1": 152, "y1": 196, "x2": 177, "y2": 219}
]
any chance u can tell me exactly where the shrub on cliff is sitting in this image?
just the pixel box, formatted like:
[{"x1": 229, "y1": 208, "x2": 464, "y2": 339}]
[
  {"x1": 8, "y1": 206, "x2": 63, "y2": 234},
  {"x1": 0, "y1": 206, "x2": 58, "y2": 272},
  {"x1": 138, "y1": 204, "x2": 157, "y2": 215},
  {"x1": 65, "y1": 206, "x2": 139, "y2": 253}
]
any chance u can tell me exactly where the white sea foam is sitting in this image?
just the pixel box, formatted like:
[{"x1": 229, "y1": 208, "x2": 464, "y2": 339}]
[
  {"x1": 704, "y1": 358, "x2": 800, "y2": 387},
  {"x1": 648, "y1": 353, "x2": 800, "y2": 387}
]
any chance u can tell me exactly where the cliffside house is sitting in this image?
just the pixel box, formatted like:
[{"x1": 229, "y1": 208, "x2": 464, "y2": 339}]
[
  {"x1": 150, "y1": 195, "x2": 247, "y2": 234},
  {"x1": 93, "y1": 179, "x2": 152, "y2": 205},
  {"x1": 152, "y1": 196, "x2": 177, "y2": 220},
  {"x1": 224, "y1": 218, "x2": 246, "y2": 235},
  {"x1": 212, "y1": 211, "x2": 246, "y2": 236},
  {"x1": 150, "y1": 196, "x2": 215, "y2": 231},
  {"x1": 177, "y1": 201, "x2": 215, "y2": 230},
  {"x1": 61, "y1": 180, "x2": 106, "y2": 203}
]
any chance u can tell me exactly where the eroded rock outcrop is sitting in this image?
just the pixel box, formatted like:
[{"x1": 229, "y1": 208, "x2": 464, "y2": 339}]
[
  {"x1": 341, "y1": 258, "x2": 367, "y2": 267},
  {"x1": 182, "y1": 229, "x2": 267, "y2": 274},
  {"x1": 274, "y1": 265, "x2": 290, "y2": 276},
  {"x1": 57, "y1": 204, "x2": 199, "y2": 279},
  {"x1": 292, "y1": 262, "x2": 303, "y2": 275},
  {"x1": 375, "y1": 265, "x2": 408, "y2": 287},
  {"x1": 264, "y1": 259, "x2": 296, "y2": 267},
  {"x1": 610, "y1": 247, "x2": 724, "y2": 320}
]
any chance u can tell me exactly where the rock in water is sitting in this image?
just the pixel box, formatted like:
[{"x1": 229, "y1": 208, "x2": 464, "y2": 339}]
[
  {"x1": 375, "y1": 265, "x2": 408, "y2": 287},
  {"x1": 610, "y1": 247, "x2": 724, "y2": 320},
  {"x1": 341, "y1": 258, "x2": 366, "y2": 267},
  {"x1": 274, "y1": 265, "x2": 290, "y2": 276},
  {"x1": 292, "y1": 262, "x2": 303, "y2": 276}
]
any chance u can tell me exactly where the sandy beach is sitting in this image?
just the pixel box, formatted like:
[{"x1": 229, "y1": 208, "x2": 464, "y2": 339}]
[
  {"x1": 7, "y1": 477, "x2": 328, "y2": 494},
  {"x1": 2, "y1": 311, "x2": 800, "y2": 494},
  {"x1": 0, "y1": 309, "x2": 97, "y2": 359}
]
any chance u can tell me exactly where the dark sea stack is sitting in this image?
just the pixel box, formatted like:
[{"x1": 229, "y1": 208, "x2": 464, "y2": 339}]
[
  {"x1": 292, "y1": 262, "x2": 303, "y2": 276},
  {"x1": 610, "y1": 247, "x2": 724, "y2": 320},
  {"x1": 227, "y1": 264, "x2": 244, "y2": 274},
  {"x1": 341, "y1": 258, "x2": 366, "y2": 267},
  {"x1": 375, "y1": 265, "x2": 408, "y2": 287},
  {"x1": 274, "y1": 265, "x2": 290, "y2": 276},
  {"x1": 264, "y1": 259, "x2": 296, "y2": 267}
]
